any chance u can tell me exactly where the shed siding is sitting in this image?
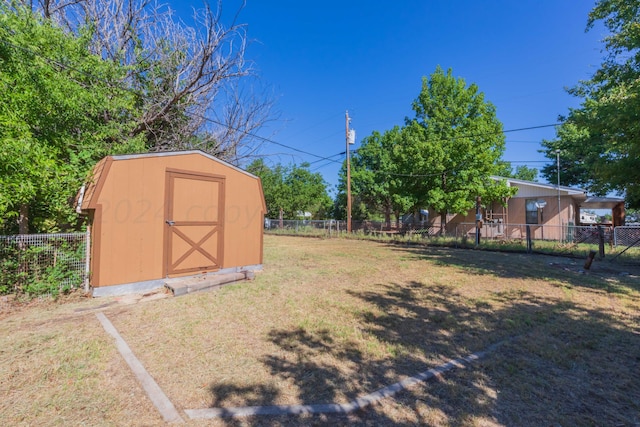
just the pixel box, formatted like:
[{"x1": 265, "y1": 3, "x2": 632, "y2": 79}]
[
  {"x1": 89, "y1": 152, "x2": 264, "y2": 288},
  {"x1": 95, "y1": 158, "x2": 164, "y2": 286}
]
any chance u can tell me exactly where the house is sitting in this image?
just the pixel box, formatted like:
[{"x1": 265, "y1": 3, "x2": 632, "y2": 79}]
[
  {"x1": 424, "y1": 177, "x2": 625, "y2": 240},
  {"x1": 77, "y1": 150, "x2": 266, "y2": 296},
  {"x1": 295, "y1": 211, "x2": 313, "y2": 219}
]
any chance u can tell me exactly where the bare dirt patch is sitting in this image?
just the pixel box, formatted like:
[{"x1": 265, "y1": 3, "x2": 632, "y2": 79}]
[{"x1": 1, "y1": 235, "x2": 638, "y2": 426}]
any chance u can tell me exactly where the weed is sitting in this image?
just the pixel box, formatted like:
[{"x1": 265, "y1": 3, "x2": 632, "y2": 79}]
[{"x1": 1, "y1": 235, "x2": 638, "y2": 426}]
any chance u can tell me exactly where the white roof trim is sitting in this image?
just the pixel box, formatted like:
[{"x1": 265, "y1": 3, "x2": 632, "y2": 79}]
[{"x1": 490, "y1": 176, "x2": 587, "y2": 196}]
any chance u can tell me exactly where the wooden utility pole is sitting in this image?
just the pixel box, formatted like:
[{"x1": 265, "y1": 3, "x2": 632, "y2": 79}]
[
  {"x1": 475, "y1": 196, "x2": 482, "y2": 246},
  {"x1": 556, "y1": 149, "x2": 562, "y2": 241},
  {"x1": 346, "y1": 111, "x2": 352, "y2": 233}
]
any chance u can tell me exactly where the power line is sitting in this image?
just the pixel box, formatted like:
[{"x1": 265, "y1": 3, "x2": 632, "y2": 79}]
[
  {"x1": 308, "y1": 123, "x2": 561, "y2": 168},
  {"x1": 196, "y1": 115, "x2": 344, "y2": 164},
  {"x1": 2, "y1": 34, "x2": 563, "y2": 168},
  {"x1": 505, "y1": 161, "x2": 550, "y2": 164},
  {"x1": 424, "y1": 122, "x2": 560, "y2": 143},
  {"x1": 503, "y1": 124, "x2": 559, "y2": 133},
  {"x1": 311, "y1": 159, "x2": 339, "y2": 172},
  {"x1": 308, "y1": 152, "x2": 345, "y2": 165},
  {"x1": 2, "y1": 35, "x2": 343, "y2": 164}
]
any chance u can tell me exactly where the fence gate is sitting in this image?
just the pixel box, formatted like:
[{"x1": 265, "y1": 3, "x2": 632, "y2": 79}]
[{"x1": 163, "y1": 170, "x2": 225, "y2": 277}]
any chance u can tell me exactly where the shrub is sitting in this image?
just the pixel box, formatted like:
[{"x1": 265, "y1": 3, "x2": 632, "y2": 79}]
[{"x1": 0, "y1": 237, "x2": 85, "y2": 297}]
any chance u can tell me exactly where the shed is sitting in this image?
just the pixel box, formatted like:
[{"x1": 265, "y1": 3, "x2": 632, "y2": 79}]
[{"x1": 77, "y1": 150, "x2": 266, "y2": 296}]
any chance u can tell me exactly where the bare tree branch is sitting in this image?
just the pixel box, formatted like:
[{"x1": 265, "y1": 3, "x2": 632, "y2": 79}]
[
  {"x1": 208, "y1": 78, "x2": 280, "y2": 164},
  {"x1": 12, "y1": 0, "x2": 278, "y2": 160}
]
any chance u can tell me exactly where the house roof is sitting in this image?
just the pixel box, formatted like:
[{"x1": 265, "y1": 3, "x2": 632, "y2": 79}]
[
  {"x1": 581, "y1": 197, "x2": 625, "y2": 209},
  {"x1": 77, "y1": 150, "x2": 263, "y2": 212},
  {"x1": 107, "y1": 150, "x2": 259, "y2": 179},
  {"x1": 491, "y1": 176, "x2": 587, "y2": 198}
]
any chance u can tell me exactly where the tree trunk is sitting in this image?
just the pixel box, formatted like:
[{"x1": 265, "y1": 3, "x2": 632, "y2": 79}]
[
  {"x1": 18, "y1": 204, "x2": 29, "y2": 235},
  {"x1": 384, "y1": 205, "x2": 391, "y2": 228}
]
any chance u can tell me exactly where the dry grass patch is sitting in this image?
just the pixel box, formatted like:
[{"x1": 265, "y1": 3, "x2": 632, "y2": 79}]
[
  {"x1": 1, "y1": 235, "x2": 639, "y2": 426},
  {"x1": 0, "y1": 299, "x2": 163, "y2": 426}
]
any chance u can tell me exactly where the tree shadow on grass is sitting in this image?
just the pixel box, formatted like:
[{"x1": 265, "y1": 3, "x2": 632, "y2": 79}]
[
  {"x1": 387, "y1": 243, "x2": 640, "y2": 296},
  {"x1": 207, "y1": 278, "x2": 639, "y2": 426},
  {"x1": 260, "y1": 327, "x2": 366, "y2": 403},
  {"x1": 347, "y1": 280, "x2": 639, "y2": 425},
  {"x1": 208, "y1": 383, "x2": 280, "y2": 409}
]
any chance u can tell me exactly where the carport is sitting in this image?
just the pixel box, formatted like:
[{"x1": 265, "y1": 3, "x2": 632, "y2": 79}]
[{"x1": 580, "y1": 197, "x2": 626, "y2": 226}]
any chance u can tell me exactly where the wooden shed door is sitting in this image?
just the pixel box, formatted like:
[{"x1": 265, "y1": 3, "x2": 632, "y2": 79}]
[{"x1": 164, "y1": 170, "x2": 225, "y2": 277}]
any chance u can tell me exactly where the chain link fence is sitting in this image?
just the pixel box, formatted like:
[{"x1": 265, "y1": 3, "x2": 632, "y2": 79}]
[
  {"x1": 613, "y1": 226, "x2": 640, "y2": 247},
  {"x1": 264, "y1": 219, "x2": 449, "y2": 238},
  {"x1": 265, "y1": 220, "x2": 639, "y2": 263},
  {"x1": 0, "y1": 232, "x2": 89, "y2": 296},
  {"x1": 1, "y1": 223, "x2": 636, "y2": 296}
]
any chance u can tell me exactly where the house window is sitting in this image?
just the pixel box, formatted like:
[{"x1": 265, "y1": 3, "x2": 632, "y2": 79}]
[{"x1": 525, "y1": 199, "x2": 538, "y2": 224}]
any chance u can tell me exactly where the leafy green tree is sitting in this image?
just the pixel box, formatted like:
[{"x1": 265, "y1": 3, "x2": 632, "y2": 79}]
[
  {"x1": 493, "y1": 160, "x2": 514, "y2": 178},
  {"x1": 342, "y1": 127, "x2": 414, "y2": 225},
  {"x1": 542, "y1": 0, "x2": 640, "y2": 207},
  {"x1": 247, "y1": 160, "x2": 332, "y2": 219},
  {"x1": 403, "y1": 66, "x2": 513, "y2": 229},
  {"x1": 246, "y1": 159, "x2": 286, "y2": 219},
  {"x1": 512, "y1": 165, "x2": 539, "y2": 182},
  {"x1": 0, "y1": 5, "x2": 144, "y2": 233},
  {"x1": 336, "y1": 69, "x2": 514, "y2": 226},
  {"x1": 332, "y1": 187, "x2": 370, "y2": 222},
  {"x1": 284, "y1": 163, "x2": 333, "y2": 219},
  {"x1": 495, "y1": 161, "x2": 539, "y2": 181},
  {"x1": 541, "y1": 123, "x2": 596, "y2": 191}
]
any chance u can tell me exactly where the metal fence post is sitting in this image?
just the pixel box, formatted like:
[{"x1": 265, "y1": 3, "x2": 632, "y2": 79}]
[
  {"x1": 84, "y1": 226, "x2": 91, "y2": 293},
  {"x1": 598, "y1": 226, "x2": 605, "y2": 259}
]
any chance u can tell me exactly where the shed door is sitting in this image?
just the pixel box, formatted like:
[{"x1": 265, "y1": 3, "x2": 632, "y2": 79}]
[{"x1": 164, "y1": 170, "x2": 225, "y2": 277}]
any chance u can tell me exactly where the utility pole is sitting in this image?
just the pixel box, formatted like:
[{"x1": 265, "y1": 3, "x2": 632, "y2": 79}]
[
  {"x1": 556, "y1": 149, "x2": 561, "y2": 240},
  {"x1": 346, "y1": 111, "x2": 352, "y2": 233},
  {"x1": 475, "y1": 196, "x2": 482, "y2": 246}
]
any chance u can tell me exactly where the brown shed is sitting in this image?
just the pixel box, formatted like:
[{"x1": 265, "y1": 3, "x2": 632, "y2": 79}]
[{"x1": 77, "y1": 150, "x2": 266, "y2": 296}]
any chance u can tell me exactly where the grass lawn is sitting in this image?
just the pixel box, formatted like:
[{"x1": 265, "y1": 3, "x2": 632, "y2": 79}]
[{"x1": 1, "y1": 235, "x2": 639, "y2": 426}]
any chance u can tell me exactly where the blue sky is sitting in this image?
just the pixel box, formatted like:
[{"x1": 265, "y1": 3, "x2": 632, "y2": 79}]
[{"x1": 175, "y1": 1, "x2": 606, "y2": 194}]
